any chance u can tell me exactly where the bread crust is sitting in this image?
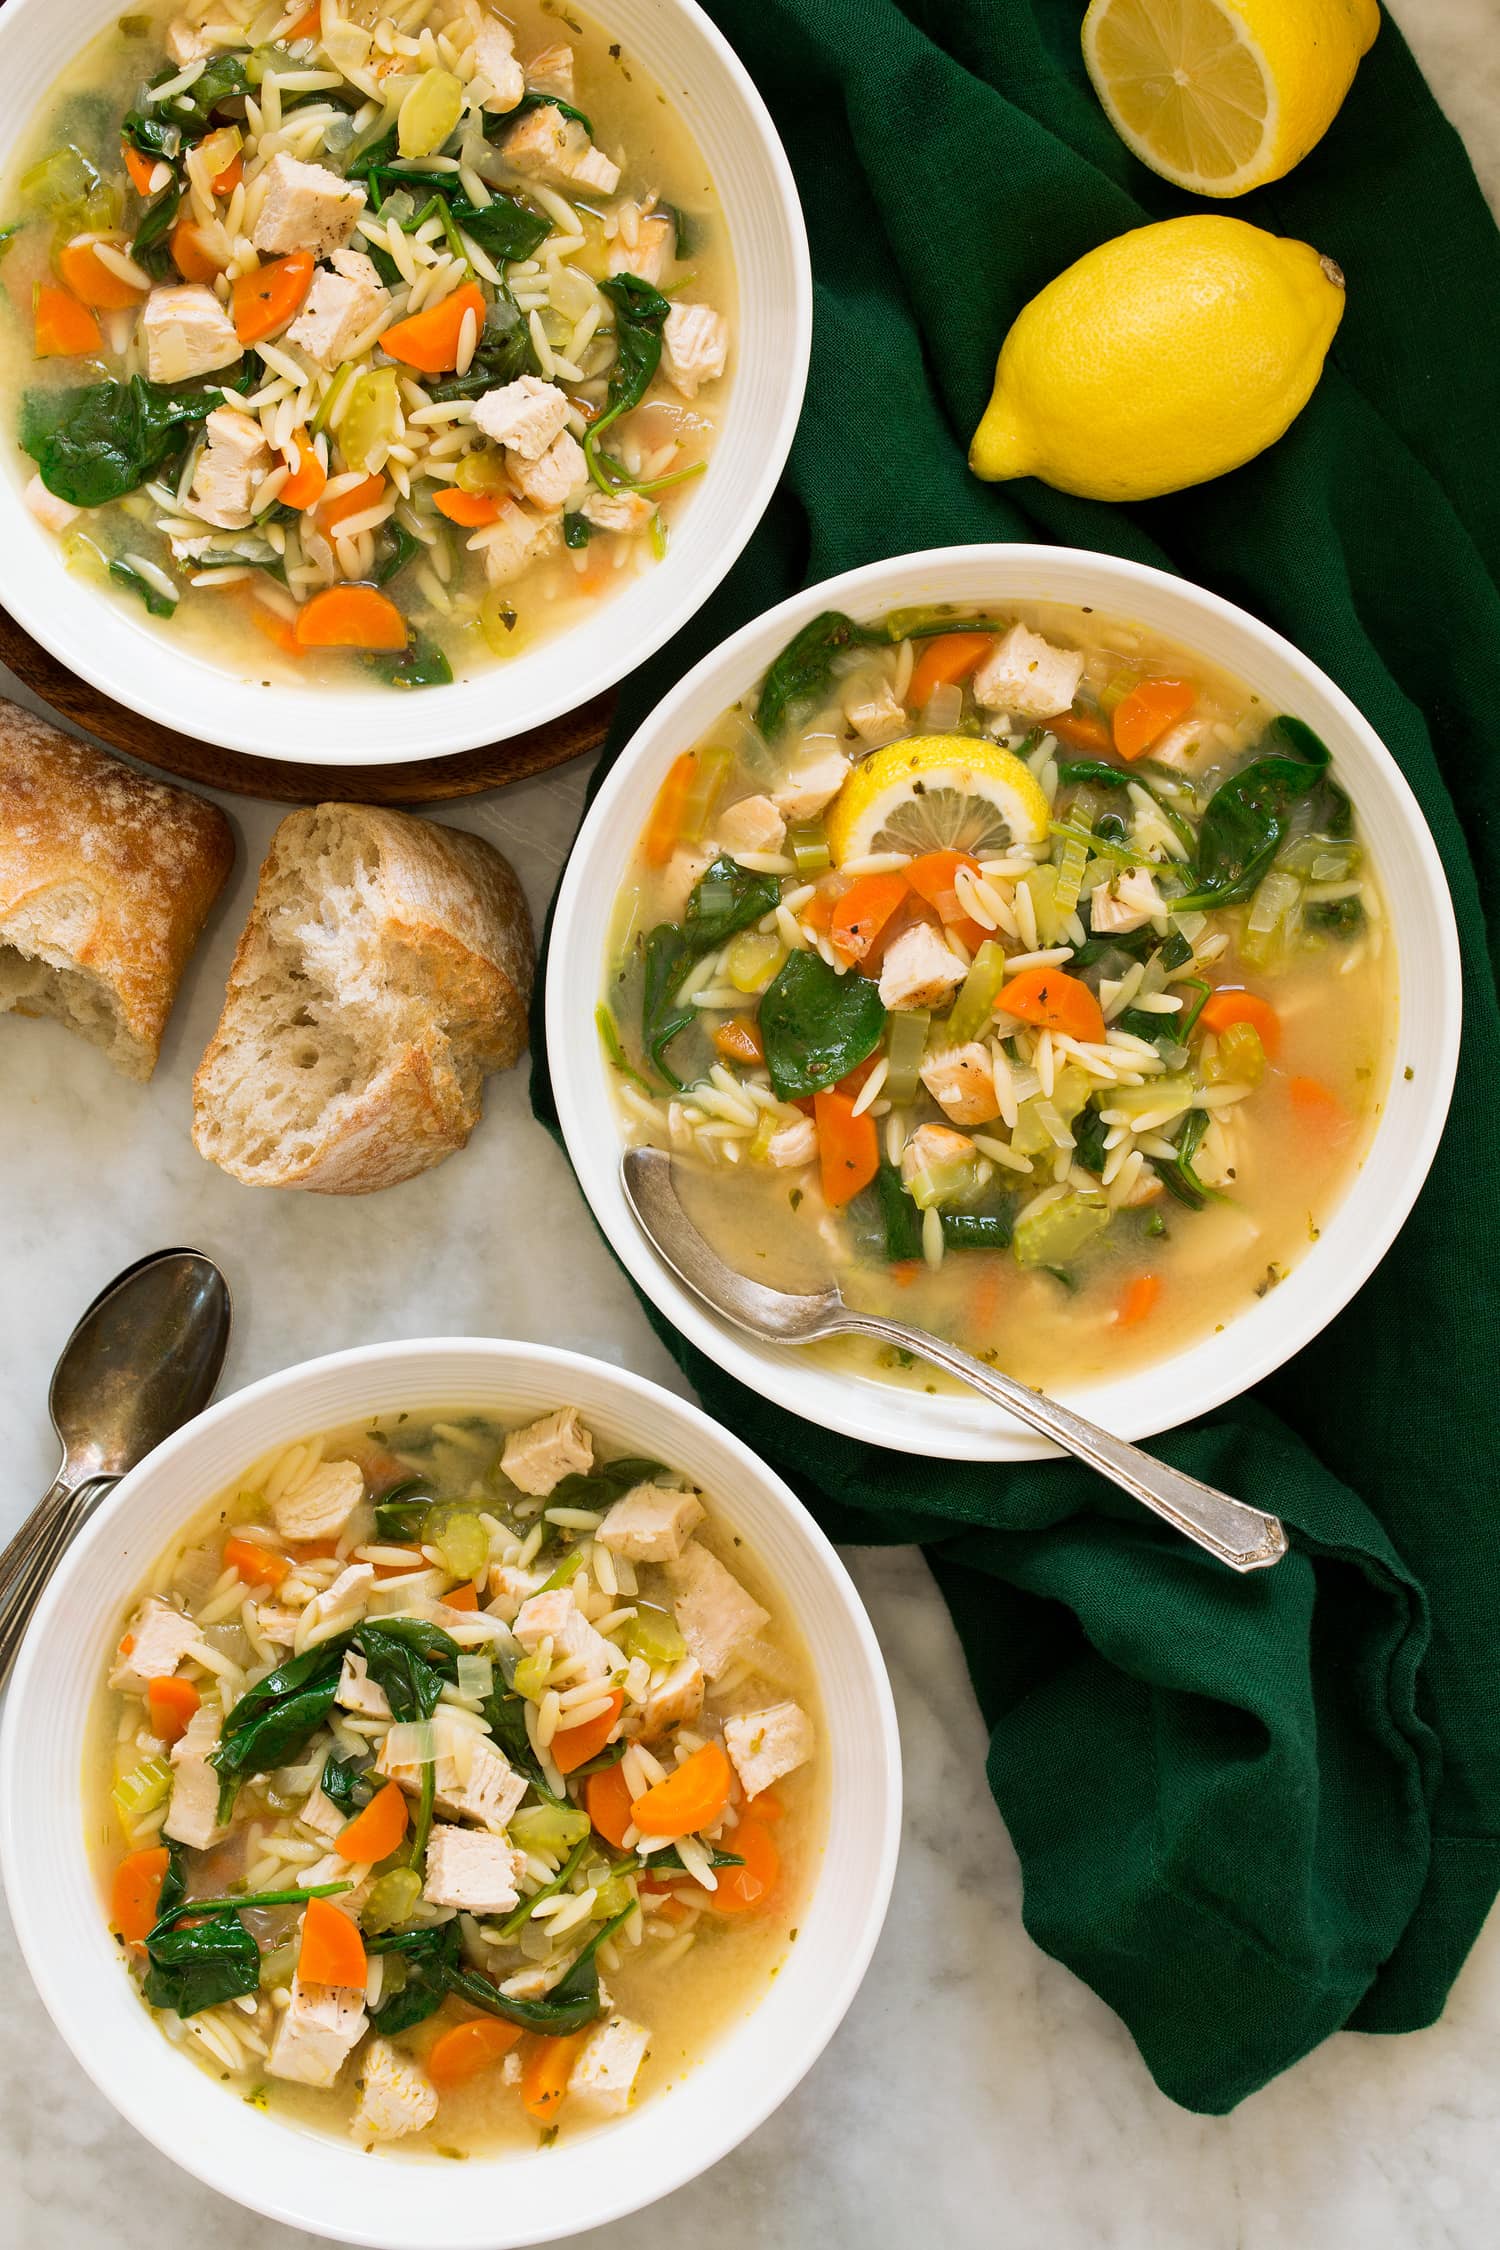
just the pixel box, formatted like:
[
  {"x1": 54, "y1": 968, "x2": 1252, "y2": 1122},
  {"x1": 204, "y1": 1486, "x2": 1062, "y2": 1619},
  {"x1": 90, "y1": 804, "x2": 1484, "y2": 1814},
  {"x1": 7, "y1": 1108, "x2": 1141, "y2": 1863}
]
[
  {"x1": 192, "y1": 803, "x2": 535, "y2": 1193},
  {"x1": 0, "y1": 699, "x2": 234, "y2": 1079}
]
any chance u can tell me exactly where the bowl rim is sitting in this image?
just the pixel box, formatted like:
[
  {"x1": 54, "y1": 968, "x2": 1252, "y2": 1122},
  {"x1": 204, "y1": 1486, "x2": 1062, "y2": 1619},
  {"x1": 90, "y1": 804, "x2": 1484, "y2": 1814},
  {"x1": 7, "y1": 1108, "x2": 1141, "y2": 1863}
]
[
  {"x1": 545, "y1": 540, "x2": 1464, "y2": 1461},
  {"x1": 0, "y1": 0, "x2": 812, "y2": 763},
  {"x1": 0, "y1": 1336, "x2": 902, "y2": 2246}
]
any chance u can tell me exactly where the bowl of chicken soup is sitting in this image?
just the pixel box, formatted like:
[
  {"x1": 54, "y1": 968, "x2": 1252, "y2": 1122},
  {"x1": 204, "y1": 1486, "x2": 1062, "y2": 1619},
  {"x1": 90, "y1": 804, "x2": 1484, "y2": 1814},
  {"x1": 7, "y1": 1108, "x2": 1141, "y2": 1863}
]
[
  {"x1": 0, "y1": 1338, "x2": 900, "y2": 2245},
  {"x1": 547, "y1": 544, "x2": 1462, "y2": 1461},
  {"x1": 0, "y1": 0, "x2": 808, "y2": 760}
]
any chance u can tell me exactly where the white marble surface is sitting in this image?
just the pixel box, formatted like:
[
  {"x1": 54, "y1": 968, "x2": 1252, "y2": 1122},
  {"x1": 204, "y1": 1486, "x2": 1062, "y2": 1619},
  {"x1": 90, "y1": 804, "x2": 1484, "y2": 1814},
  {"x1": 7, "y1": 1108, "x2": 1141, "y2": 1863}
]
[{"x1": 2, "y1": 3, "x2": 1498, "y2": 2243}]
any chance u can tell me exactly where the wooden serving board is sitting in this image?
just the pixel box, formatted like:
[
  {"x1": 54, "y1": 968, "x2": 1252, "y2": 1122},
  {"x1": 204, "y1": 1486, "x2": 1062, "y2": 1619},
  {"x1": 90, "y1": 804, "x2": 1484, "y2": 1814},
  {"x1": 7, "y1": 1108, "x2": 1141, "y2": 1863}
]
[{"x1": 0, "y1": 601, "x2": 616, "y2": 802}]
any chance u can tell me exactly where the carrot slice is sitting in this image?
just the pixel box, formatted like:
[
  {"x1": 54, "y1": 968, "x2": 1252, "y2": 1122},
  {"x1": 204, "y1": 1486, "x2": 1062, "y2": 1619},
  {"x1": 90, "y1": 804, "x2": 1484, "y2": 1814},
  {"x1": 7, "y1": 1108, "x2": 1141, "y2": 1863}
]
[
  {"x1": 294, "y1": 584, "x2": 408, "y2": 652},
  {"x1": 713, "y1": 1015, "x2": 765, "y2": 1066},
  {"x1": 57, "y1": 235, "x2": 147, "y2": 310},
  {"x1": 34, "y1": 284, "x2": 101, "y2": 358},
  {"x1": 111, "y1": 1846, "x2": 171, "y2": 1944},
  {"x1": 318, "y1": 470, "x2": 385, "y2": 534},
  {"x1": 1112, "y1": 677, "x2": 1195, "y2": 762},
  {"x1": 996, "y1": 965, "x2": 1106, "y2": 1044},
  {"x1": 147, "y1": 1675, "x2": 201, "y2": 1745},
  {"x1": 584, "y1": 1762, "x2": 635, "y2": 1849},
  {"x1": 830, "y1": 871, "x2": 908, "y2": 964},
  {"x1": 813, "y1": 1088, "x2": 879, "y2": 1208},
  {"x1": 171, "y1": 215, "x2": 222, "y2": 284},
  {"x1": 1196, "y1": 988, "x2": 1281, "y2": 1058},
  {"x1": 443, "y1": 1580, "x2": 480, "y2": 1611},
  {"x1": 521, "y1": 2031, "x2": 585, "y2": 2122},
  {"x1": 631, "y1": 1740, "x2": 733, "y2": 1838},
  {"x1": 1288, "y1": 1075, "x2": 1353, "y2": 1142},
  {"x1": 434, "y1": 487, "x2": 502, "y2": 527},
  {"x1": 907, "y1": 632, "x2": 993, "y2": 709},
  {"x1": 335, "y1": 1779, "x2": 409, "y2": 1865},
  {"x1": 748, "y1": 1787, "x2": 784, "y2": 1822},
  {"x1": 279, "y1": 431, "x2": 327, "y2": 512},
  {"x1": 381, "y1": 280, "x2": 485, "y2": 377},
  {"x1": 1045, "y1": 708, "x2": 1112, "y2": 756},
  {"x1": 224, "y1": 1534, "x2": 289, "y2": 1587},
  {"x1": 123, "y1": 142, "x2": 158, "y2": 197},
  {"x1": 232, "y1": 251, "x2": 314, "y2": 345},
  {"x1": 551, "y1": 1689, "x2": 624, "y2": 1777},
  {"x1": 697, "y1": 1813, "x2": 779, "y2": 1915},
  {"x1": 429, "y1": 2017, "x2": 521, "y2": 2089},
  {"x1": 644, "y1": 752, "x2": 697, "y2": 867},
  {"x1": 1117, "y1": 1272, "x2": 1161, "y2": 1328},
  {"x1": 905, "y1": 849, "x2": 982, "y2": 926},
  {"x1": 248, "y1": 597, "x2": 302, "y2": 659},
  {"x1": 212, "y1": 149, "x2": 244, "y2": 197},
  {"x1": 298, "y1": 1895, "x2": 367, "y2": 1988},
  {"x1": 287, "y1": 4, "x2": 325, "y2": 41}
]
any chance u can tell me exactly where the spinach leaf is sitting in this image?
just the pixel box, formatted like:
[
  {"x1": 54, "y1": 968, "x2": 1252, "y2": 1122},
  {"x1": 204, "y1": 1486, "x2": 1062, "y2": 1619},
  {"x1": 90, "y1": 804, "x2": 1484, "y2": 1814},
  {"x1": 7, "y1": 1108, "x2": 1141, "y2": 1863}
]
[
  {"x1": 647, "y1": 1843, "x2": 744, "y2": 1873},
  {"x1": 683, "y1": 856, "x2": 782, "y2": 951},
  {"x1": 373, "y1": 1478, "x2": 433, "y2": 1542},
  {"x1": 367, "y1": 1922, "x2": 460, "y2": 2036},
  {"x1": 357, "y1": 163, "x2": 549, "y2": 265},
  {"x1": 209, "y1": 1638, "x2": 349, "y2": 1820},
  {"x1": 1150, "y1": 1108, "x2": 1219, "y2": 1210},
  {"x1": 548, "y1": 1457, "x2": 669, "y2": 1508},
  {"x1": 163, "y1": 53, "x2": 250, "y2": 130},
  {"x1": 755, "y1": 611, "x2": 881, "y2": 740},
  {"x1": 194, "y1": 550, "x2": 287, "y2": 582},
  {"x1": 640, "y1": 922, "x2": 697, "y2": 1087},
  {"x1": 488, "y1": 88, "x2": 597, "y2": 139},
  {"x1": 481, "y1": 1683, "x2": 559, "y2": 1801},
  {"x1": 658, "y1": 202, "x2": 692, "y2": 257},
  {"x1": 941, "y1": 1208, "x2": 1015, "y2": 1251},
  {"x1": 563, "y1": 510, "x2": 592, "y2": 549},
  {"x1": 122, "y1": 107, "x2": 182, "y2": 163},
  {"x1": 583, "y1": 273, "x2": 670, "y2": 481},
  {"x1": 372, "y1": 517, "x2": 422, "y2": 587},
  {"x1": 353, "y1": 1618, "x2": 460, "y2": 1723},
  {"x1": 143, "y1": 1911, "x2": 260, "y2": 2017},
  {"x1": 319, "y1": 1754, "x2": 374, "y2": 1817},
  {"x1": 109, "y1": 556, "x2": 177, "y2": 618},
  {"x1": 492, "y1": 1837, "x2": 589, "y2": 1940},
  {"x1": 871, "y1": 1159, "x2": 922, "y2": 1262},
  {"x1": 131, "y1": 174, "x2": 182, "y2": 280},
  {"x1": 428, "y1": 291, "x2": 536, "y2": 400},
  {"x1": 449, "y1": 1907, "x2": 631, "y2": 2035},
  {"x1": 1072, "y1": 1106, "x2": 1109, "y2": 1176},
  {"x1": 1056, "y1": 757, "x2": 1199, "y2": 862},
  {"x1": 21, "y1": 371, "x2": 242, "y2": 508},
  {"x1": 1172, "y1": 717, "x2": 1332, "y2": 911},
  {"x1": 759, "y1": 949, "x2": 886, "y2": 1100},
  {"x1": 1307, "y1": 895, "x2": 1365, "y2": 936},
  {"x1": 372, "y1": 633, "x2": 453, "y2": 689}
]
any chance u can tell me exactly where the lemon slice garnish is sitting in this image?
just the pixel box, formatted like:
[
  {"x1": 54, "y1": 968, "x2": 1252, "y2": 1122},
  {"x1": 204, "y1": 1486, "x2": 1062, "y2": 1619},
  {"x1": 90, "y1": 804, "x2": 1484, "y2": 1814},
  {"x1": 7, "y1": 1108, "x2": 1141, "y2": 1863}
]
[{"x1": 824, "y1": 735, "x2": 1051, "y2": 866}]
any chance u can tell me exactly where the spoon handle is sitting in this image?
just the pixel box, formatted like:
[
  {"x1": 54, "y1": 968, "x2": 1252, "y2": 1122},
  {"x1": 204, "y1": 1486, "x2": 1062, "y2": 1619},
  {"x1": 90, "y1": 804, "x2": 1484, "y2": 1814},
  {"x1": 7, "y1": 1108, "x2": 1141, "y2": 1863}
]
[
  {"x1": 0, "y1": 1477, "x2": 111, "y2": 1688},
  {"x1": 833, "y1": 1314, "x2": 1287, "y2": 1573}
]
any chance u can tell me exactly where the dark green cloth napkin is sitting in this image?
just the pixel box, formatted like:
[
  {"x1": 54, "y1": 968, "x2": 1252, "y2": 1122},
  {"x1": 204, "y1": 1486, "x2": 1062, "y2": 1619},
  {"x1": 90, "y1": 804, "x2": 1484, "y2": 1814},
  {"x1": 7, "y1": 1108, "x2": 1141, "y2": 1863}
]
[{"x1": 531, "y1": 0, "x2": 1500, "y2": 2111}]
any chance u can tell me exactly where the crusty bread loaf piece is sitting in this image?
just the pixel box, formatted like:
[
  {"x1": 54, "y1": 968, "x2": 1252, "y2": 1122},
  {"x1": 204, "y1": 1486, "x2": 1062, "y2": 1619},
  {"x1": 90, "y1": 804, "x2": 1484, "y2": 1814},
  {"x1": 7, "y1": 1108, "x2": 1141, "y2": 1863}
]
[
  {"x1": 192, "y1": 803, "x2": 534, "y2": 1194},
  {"x1": 0, "y1": 700, "x2": 233, "y2": 1080}
]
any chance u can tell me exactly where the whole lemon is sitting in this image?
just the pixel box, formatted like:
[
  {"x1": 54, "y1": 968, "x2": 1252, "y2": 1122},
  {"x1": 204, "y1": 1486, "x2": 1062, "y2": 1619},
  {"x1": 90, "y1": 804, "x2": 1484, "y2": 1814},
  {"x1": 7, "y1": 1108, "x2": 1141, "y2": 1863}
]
[
  {"x1": 1082, "y1": 0, "x2": 1380, "y2": 200},
  {"x1": 969, "y1": 214, "x2": 1345, "y2": 503}
]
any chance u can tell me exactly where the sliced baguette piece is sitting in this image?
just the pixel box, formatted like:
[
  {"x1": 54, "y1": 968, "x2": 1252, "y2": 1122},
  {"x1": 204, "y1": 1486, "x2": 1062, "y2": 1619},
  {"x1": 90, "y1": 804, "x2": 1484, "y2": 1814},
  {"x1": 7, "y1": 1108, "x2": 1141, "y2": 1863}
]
[
  {"x1": 192, "y1": 802, "x2": 534, "y2": 1194},
  {"x1": 0, "y1": 699, "x2": 233, "y2": 1080}
]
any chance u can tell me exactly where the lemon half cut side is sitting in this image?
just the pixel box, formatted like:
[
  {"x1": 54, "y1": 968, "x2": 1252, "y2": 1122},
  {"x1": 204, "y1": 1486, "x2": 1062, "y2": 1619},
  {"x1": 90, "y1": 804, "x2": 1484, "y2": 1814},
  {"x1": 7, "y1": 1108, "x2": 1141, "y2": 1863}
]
[{"x1": 824, "y1": 736, "x2": 1051, "y2": 866}]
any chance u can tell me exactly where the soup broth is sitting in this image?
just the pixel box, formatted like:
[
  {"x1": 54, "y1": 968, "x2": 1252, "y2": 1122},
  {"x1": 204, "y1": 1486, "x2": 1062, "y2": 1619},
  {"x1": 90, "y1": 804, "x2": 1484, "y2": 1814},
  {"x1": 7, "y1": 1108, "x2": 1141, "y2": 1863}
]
[
  {"x1": 6, "y1": 0, "x2": 733, "y2": 689},
  {"x1": 600, "y1": 599, "x2": 1394, "y2": 1392},
  {"x1": 94, "y1": 1406, "x2": 819, "y2": 2154}
]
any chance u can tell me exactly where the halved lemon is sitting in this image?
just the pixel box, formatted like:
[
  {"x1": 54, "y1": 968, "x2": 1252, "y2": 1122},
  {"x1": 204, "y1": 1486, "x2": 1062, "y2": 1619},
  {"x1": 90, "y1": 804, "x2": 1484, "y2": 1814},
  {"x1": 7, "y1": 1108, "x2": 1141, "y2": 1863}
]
[
  {"x1": 1081, "y1": 0, "x2": 1379, "y2": 200},
  {"x1": 824, "y1": 736, "x2": 1051, "y2": 865}
]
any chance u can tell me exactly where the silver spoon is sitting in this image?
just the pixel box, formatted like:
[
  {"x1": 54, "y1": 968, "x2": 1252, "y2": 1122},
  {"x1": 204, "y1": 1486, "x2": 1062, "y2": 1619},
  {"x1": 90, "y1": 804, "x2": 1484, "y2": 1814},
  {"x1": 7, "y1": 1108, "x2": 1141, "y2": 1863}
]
[
  {"x1": 622, "y1": 1149, "x2": 1286, "y2": 1574},
  {"x1": 0, "y1": 1249, "x2": 232, "y2": 1684}
]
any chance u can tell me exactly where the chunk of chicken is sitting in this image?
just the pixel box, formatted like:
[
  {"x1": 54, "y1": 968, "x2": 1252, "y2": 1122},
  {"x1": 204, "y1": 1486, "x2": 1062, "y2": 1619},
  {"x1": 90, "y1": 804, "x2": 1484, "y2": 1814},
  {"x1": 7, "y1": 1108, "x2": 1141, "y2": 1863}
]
[
  {"x1": 501, "y1": 1405, "x2": 594, "y2": 1496},
  {"x1": 272, "y1": 1455, "x2": 366, "y2": 1544},
  {"x1": 299, "y1": 1782, "x2": 347, "y2": 1841},
  {"x1": 164, "y1": 17, "x2": 212, "y2": 64},
  {"x1": 844, "y1": 681, "x2": 907, "y2": 745},
  {"x1": 579, "y1": 487, "x2": 655, "y2": 536},
  {"x1": 508, "y1": 428, "x2": 586, "y2": 512},
  {"x1": 500, "y1": 103, "x2": 620, "y2": 196},
  {"x1": 770, "y1": 748, "x2": 849, "y2": 823},
  {"x1": 766, "y1": 1117, "x2": 818, "y2": 1168},
  {"x1": 486, "y1": 1560, "x2": 548, "y2": 1620},
  {"x1": 140, "y1": 284, "x2": 242, "y2": 385},
  {"x1": 597, "y1": 1482, "x2": 705, "y2": 1564},
  {"x1": 878, "y1": 922, "x2": 966, "y2": 1011},
  {"x1": 971, "y1": 623, "x2": 1084, "y2": 722},
  {"x1": 568, "y1": 2014, "x2": 649, "y2": 2115},
  {"x1": 298, "y1": 1563, "x2": 375, "y2": 1646},
  {"x1": 665, "y1": 1543, "x2": 769, "y2": 1680},
  {"x1": 163, "y1": 1705, "x2": 229, "y2": 1851},
  {"x1": 353, "y1": 2036, "x2": 438, "y2": 2140},
  {"x1": 336, "y1": 1648, "x2": 391, "y2": 1720},
  {"x1": 723, "y1": 1700, "x2": 814, "y2": 1800},
  {"x1": 716, "y1": 794, "x2": 786, "y2": 857},
  {"x1": 919, "y1": 1042, "x2": 1001, "y2": 1126},
  {"x1": 606, "y1": 212, "x2": 675, "y2": 287},
  {"x1": 513, "y1": 1588, "x2": 620, "y2": 1682},
  {"x1": 1088, "y1": 866, "x2": 1165, "y2": 936},
  {"x1": 472, "y1": 373, "x2": 571, "y2": 459},
  {"x1": 640, "y1": 1654, "x2": 705, "y2": 1739},
  {"x1": 423, "y1": 1823, "x2": 525, "y2": 1913},
  {"x1": 110, "y1": 1596, "x2": 209, "y2": 1694},
  {"x1": 25, "y1": 472, "x2": 80, "y2": 535},
  {"x1": 268, "y1": 1974, "x2": 367, "y2": 2089},
  {"x1": 526, "y1": 42, "x2": 575, "y2": 100},
  {"x1": 900, "y1": 1122, "x2": 976, "y2": 1194},
  {"x1": 252, "y1": 154, "x2": 366, "y2": 258},
  {"x1": 188, "y1": 406, "x2": 273, "y2": 531},
  {"x1": 375, "y1": 1712, "x2": 528, "y2": 1833},
  {"x1": 286, "y1": 247, "x2": 389, "y2": 368},
  {"x1": 474, "y1": 498, "x2": 562, "y2": 589},
  {"x1": 661, "y1": 302, "x2": 729, "y2": 398},
  {"x1": 472, "y1": 12, "x2": 524, "y2": 111}
]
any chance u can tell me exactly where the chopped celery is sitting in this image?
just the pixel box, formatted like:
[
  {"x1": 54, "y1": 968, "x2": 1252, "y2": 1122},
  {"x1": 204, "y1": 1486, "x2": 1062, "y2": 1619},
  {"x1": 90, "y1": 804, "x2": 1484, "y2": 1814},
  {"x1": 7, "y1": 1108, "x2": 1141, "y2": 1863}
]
[
  {"x1": 883, "y1": 1009, "x2": 930, "y2": 1104},
  {"x1": 112, "y1": 1754, "x2": 171, "y2": 1825},
  {"x1": 311, "y1": 359, "x2": 359, "y2": 436},
  {"x1": 22, "y1": 144, "x2": 104, "y2": 221},
  {"x1": 1203, "y1": 1020, "x2": 1266, "y2": 1086},
  {"x1": 338, "y1": 366, "x2": 400, "y2": 470},
  {"x1": 590, "y1": 1872, "x2": 635, "y2": 1919},
  {"x1": 1049, "y1": 819, "x2": 1137, "y2": 866},
  {"x1": 455, "y1": 447, "x2": 509, "y2": 495},
  {"x1": 362, "y1": 1866, "x2": 423, "y2": 1933},
  {"x1": 679, "y1": 743, "x2": 732, "y2": 842},
  {"x1": 479, "y1": 586, "x2": 521, "y2": 655},
  {"x1": 1053, "y1": 831, "x2": 1090, "y2": 915},
  {"x1": 1108, "y1": 1073, "x2": 1195, "y2": 1121},
  {"x1": 456, "y1": 1654, "x2": 494, "y2": 1701},
  {"x1": 905, "y1": 1153, "x2": 980, "y2": 1210},
  {"x1": 947, "y1": 939, "x2": 1008, "y2": 1046},
  {"x1": 514, "y1": 1650, "x2": 551, "y2": 1702},
  {"x1": 625, "y1": 1604, "x2": 687, "y2": 1666},
  {"x1": 1098, "y1": 669, "x2": 1140, "y2": 717},
  {"x1": 788, "y1": 821, "x2": 832, "y2": 877},
  {"x1": 258, "y1": 1939, "x2": 299, "y2": 1990},
  {"x1": 725, "y1": 929, "x2": 783, "y2": 993},
  {"x1": 399, "y1": 68, "x2": 465, "y2": 158},
  {"x1": 510, "y1": 1804, "x2": 591, "y2": 1855},
  {"x1": 428, "y1": 1507, "x2": 488, "y2": 1583},
  {"x1": 1024, "y1": 862, "x2": 1066, "y2": 945},
  {"x1": 539, "y1": 1547, "x2": 584, "y2": 1593},
  {"x1": 1241, "y1": 870, "x2": 1301, "y2": 966},
  {"x1": 1276, "y1": 835, "x2": 1362, "y2": 882},
  {"x1": 1013, "y1": 1192, "x2": 1110, "y2": 1270},
  {"x1": 192, "y1": 124, "x2": 241, "y2": 187}
]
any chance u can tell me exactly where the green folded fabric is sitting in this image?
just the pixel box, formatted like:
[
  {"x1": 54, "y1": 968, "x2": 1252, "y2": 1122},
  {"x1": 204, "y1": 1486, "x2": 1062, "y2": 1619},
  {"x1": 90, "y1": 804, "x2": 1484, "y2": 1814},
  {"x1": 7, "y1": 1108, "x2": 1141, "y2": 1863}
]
[{"x1": 532, "y1": 0, "x2": 1500, "y2": 2110}]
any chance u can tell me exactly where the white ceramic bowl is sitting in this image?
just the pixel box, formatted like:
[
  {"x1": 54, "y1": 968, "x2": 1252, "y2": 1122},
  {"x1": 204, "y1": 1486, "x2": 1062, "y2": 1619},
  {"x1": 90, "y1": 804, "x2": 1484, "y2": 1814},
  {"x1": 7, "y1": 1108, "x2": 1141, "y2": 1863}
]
[
  {"x1": 0, "y1": 1339, "x2": 900, "y2": 2247},
  {"x1": 547, "y1": 543, "x2": 1463, "y2": 1462},
  {"x1": 0, "y1": 0, "x2": 809, "y2": 762}
]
